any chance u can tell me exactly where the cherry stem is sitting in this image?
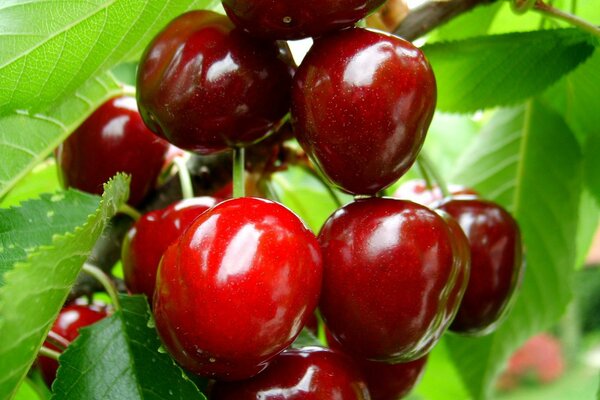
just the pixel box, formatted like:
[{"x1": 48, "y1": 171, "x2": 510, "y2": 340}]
[
  {"x1": 416, "y1": 158, "x2": 434, "y2": 190},
  {"x1": 418, "y1": 153, "x2": 450, "y2": 198},
  {"x1": 82, "y1": 263, "x2": 121, "y2": 311},
  {"x1": 46, "y1": 331, "x2": 70, "y2": 351},
  {"x1": 534, "y1": 0, "x2": 600, "y2": 38},
  {"x1": 233, "y1": 147, "x2": 246, "y2": 198},
  {"x1": 315, "y1": 310, "x2": 329, "y2": 347},
  {"x1": 118, "y1": 204, "x2": 141, "y2": 221},
  {"x1": 298, "y1": 165, "x2": 342, "y2": 208},
  {"x1": 173, "y1": 155, "x2": 194, "y2": 200},
  {"x1": 39, "y1": 346, "x2": 61, "y2": 361}
]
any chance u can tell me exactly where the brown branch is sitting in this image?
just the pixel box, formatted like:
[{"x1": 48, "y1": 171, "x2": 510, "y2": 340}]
[{"x1": 393, "y1": 0, "x2": 497, "y2": 41}]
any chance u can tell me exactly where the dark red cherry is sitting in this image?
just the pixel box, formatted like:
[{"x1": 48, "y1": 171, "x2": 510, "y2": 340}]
[
  {"x1": 153, "y1": 198, "x2": 322, "y2": 380},
  {"x1": 121, "y1": 197, "x2": 220, "y2": 301},
  {"x1": 222, "y1": 0, "x2": 386, "y2": 40},
  {"x1": 56, "y1": 96, "x2": 170, "y2": 206},
  {"x1": 326, "y1": 332, "x2": 427, "y2": 400},
  {"x1": 394, "y1": 179, "x2": 478, "y2": 206},
  {"x1": 38, "y1": 304, "x2": 108, "y2": 386},
  {"x1": 137, "y1": 10, "x2": 293, "y2": 154},
  {"x1": 210, "y1": 346, "x2": 370, "y2": 399},
  {"x1": 318, "y1": 198, "x2": 464, "y2": 362},
  {"x1": 437, "y1": 198, "x2": 523, "y2": 335},
  {"x1": 292, "y1": 28, "x2": 436, "y2": 195}
]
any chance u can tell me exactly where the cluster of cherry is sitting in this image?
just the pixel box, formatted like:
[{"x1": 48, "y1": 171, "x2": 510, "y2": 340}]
[{"x1": 41, "y1": 2, "x2": 524, "y2": 399}]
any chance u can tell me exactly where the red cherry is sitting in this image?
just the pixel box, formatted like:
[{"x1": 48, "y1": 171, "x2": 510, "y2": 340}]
[
  {"x1": 437, "y1": 198, "x2": 524, "y2": 335},
  {"x1": 121, "y1": 197, "x2": 220, "y2": 301},
  {"x1": 292, "y1": 28, "x2": 436, "y2": 195},
  {"x1": 38, "y1": 304, "x2": 108, "y2": 386},
  {"x1": 318, "y1": 198, "x2": 465, "y2": 362},
  {"x1": 327, "y1": 331, "x2": 427, "y2": 400},
  {"x1": 56, "y1": 96, "x2": 170, "y2": 206},
  {"x1": 222, "y1": 0, "x2": 386, "y2": 40},
  {"x1": 210, "y1": 346, "x2": 370, "y2": 399},
  {"x1": 153, "y1": 197, "x2": 322, "y2": 380},
  {"x1": 394, "y1": 179, "x2": 478, "y2": 206},
  {"x1": 137, "y1": 11, "x2": 293, "y2": 154}
]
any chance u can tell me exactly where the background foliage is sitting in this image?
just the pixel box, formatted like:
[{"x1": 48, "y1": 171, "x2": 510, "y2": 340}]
[{"x1": 0, "y1": 0, "x2": 599, "y2": 399}]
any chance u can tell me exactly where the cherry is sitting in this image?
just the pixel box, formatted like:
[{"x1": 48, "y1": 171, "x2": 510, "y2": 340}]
[
  {"x1": 326, "y1": 330, "x2": 428, "y2": 400},
  {"x1": 137, "y1": 10, "x2": 293, "y2": 154},
  {"x1": 121, "y1": 197, "x2": 220, "y2": 301},
  {"x1": 38, "y1": 304, "x2": 108, "y2": 386},
  {"x1": 222, "y1": 0, "x2": 386, "y2": 40},
  {"x1": 56, "y1": 96, "x2": 170, "y2": 206},
  {"x1": 394, "y1": 179, "x2": 478, "y2": 206},
  {"x1": 153, "y1": 197, "x2": 322, "y2": 380},
  {"x1": 437, "y1": 197, "x2": 524, "y2": 335},
  {"x1": 318, "y1": 197, "x2": 467, "y2": 362},
  {"x1": 292, "y1": 28, "x2": 436, "y2": 195},
  {"x1": 210, "y1": 346, "x2": 370, "y2": 399}
]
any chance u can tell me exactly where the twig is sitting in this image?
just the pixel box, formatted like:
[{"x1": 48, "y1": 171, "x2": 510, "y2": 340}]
[{"x1": 394, "y1": 0, "x2": 497, "y2": 41}]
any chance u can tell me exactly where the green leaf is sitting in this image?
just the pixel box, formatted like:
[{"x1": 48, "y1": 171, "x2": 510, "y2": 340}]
[
  {"x1": 14, "y1": 380, "x2": 41, "y2": 400},
  {"x1": 0, "y1": 189, "x2": 99, "y2": 286},
  {"x1": 0, "y1": 160, "x2": 61, "y2": 208},
  {"x1": 0, "y1": 174, "x2": 129, "y2": 399},
  {"x1": 414, "y1": 338, "x2": 470, "y2": 400},
  {"x1": 291, "y1": 328, "x2": 323, "y2": 349},
  {"x1": 0, "y1": 0, "x2": 219, "y2": 114},
  {"x1": 52, "y1": 295, "x2": 206, "y2": 400},
  {"x1": 422, "y1": 29, "x2": 596, "y2": 113},
  {"x1": 428, "y1": 1, "x2": 502, "y2": 42},
  {"x1": 544, "y1": 49, "x2": 600, "y2": 205},
  {"x1": 449, "y1": 102, "x2": 583, "y2": 398},
  {"x1": 0, "y1": 72, "x2": 122, "y2": 198}
]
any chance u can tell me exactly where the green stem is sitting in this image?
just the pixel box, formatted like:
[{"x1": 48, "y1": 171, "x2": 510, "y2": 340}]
[
  {"x1": 299, "y1": 165, "x2": 342, "y2": 208},
  {"x1": 534, "y1": 0, "x2": 600, "y2": 38},
  {"x1": 416, "y1": 159, "x2": 434, "y2": 190},
  {"x1": 82, "y1": 263, "x2": 121, "y2": 311},
  {"x1": 263, "y1": 177, "x2": 282, "y2": 203},
  {"x1": 118, "y1": 204, "x2": 141, "y2": 221},
  {"x1": 418, "y1": 153, "x2": 450, "y2": 197},
  {"x1": 173, "y1": 155, "x2": 194, "y2": 200},
  {"x1": 46, "y1": 331, "x2": 69, "y2": 351},
  {"x1": 233, "y1": 147, "x2": 246, "y2": 198},
  {"x1": 315, "y1": 309, "x2": 329, "y2": 347},
  {"x1": 39, "y1": 346, "x2": 61, "y2": 361}
]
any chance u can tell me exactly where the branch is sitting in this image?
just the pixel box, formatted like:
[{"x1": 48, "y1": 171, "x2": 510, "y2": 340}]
[{"x1": 394, "y1": 0, "x2": 497, "y2": 41}]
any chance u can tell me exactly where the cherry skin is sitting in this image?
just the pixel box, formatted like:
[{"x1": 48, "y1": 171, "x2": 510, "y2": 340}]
[
  {"x1": 153, "y1": 197, "x2": 322, "y2": 380},
  {"x1": 222, "y1": 0, "x2": 386, "y2": 40},
  {"x1": 437, "y1": 197, "x2": 524, "y2": 335},
  {"x1": 121, "y1": 197, "x2": 220, "y2": 301},
  {"x1": 326, "y1": 332, "x2": 427, "y2": 400},
  {"x1": 137, "y1": 10, "x2": 293, "y2": 154},
  {"x1": 38, "y1": 304, "x2": 108, "y2": 386},
  {"x1": 318, "y1": 197, "x2": 466, "y2": 362},
  {"x1": 56, "y1": 96, "x2": 170, "y2": 206},
  {"x1": 292, "y1": 28, "x2": 436, "y2": 195},
  {"x1": 210, "y1": 346, "x2": 370, "y2": 399},
  {"x1": 394, "y1": 179, "x2": 478, "y2": 206}
]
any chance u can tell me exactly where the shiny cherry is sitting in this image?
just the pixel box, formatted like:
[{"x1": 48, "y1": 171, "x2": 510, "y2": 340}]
[
  {"x1": 121, "y1": 197, "x2": 220, "y2": 301},
  {"x1": 292, "y1": 28, "x2": 436, "y2": 195},
  {"x1": 394, "y1": 179, "x2": 478, "y2": 206},
  {"x1": 437, "y1": 198, "x2": 523, "y2": 335},
  {"x1": 210, "y1": 346, "x2": 370, "y2": 399},
  {"x1": 56, "y1": 96, "x2": 170, "y2": 206},
  {"x1": 137, "y1": 11, "x2": 293, "y2": 154},
  {"x1": 327, "y1": 331, "x2": 427, "y2": 400},
  {"x1": 38, "y1": 304, "x2": 108, "y2": 386},
  {"x1": 318, "y1": 198, "x2": 465, "y2": 362},
  {"x1": 222, "y1": 0, "x2": 386, "y2": 40},
  {"x1": 153, "y1": 197, "x2": 322, "y2": 380}
]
